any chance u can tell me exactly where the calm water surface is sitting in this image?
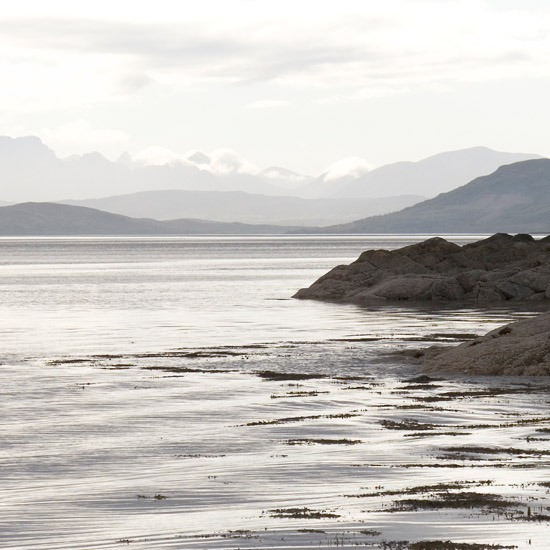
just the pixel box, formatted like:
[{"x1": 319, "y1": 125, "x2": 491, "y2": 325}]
[
  {"x1": 1, "y1": 236, "x2": 549, "y2": 549},
  {"x1": 0, "y1": 234, "x2": 531, "y2": 357}
]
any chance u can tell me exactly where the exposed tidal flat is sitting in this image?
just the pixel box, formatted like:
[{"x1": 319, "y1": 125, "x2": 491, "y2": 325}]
[{"x1": 1, "y1": 236, "x2": 549, "y2": 549}]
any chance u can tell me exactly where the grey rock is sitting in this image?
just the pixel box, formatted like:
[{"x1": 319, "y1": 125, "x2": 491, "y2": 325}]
[
  {"x1": 510, "y1": 268, "x2": 550, "y2": 293},
  {"x1": 294, "y1": 233, "x2": 550, "y2": 304},
  {"x1": 455, "y1": 269, "x2": 486, "y2": 292},
  {"x1": 431, "y1": 278, "x2": 465, "y2": 301},
  {"x1": 363, "y1": 275, "x2": 434, "y2": 301},
  {"x1": 495, "y1": 281, "x2": 533, "y2": 300},
  {"x1": 417, "y1": 312, "x2": 550, "y2": 376}
]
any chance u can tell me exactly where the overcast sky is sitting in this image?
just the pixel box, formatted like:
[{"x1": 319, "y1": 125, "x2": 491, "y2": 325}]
[{"x1": 1, "y1": 0, "x2": 549, "y2": 176}]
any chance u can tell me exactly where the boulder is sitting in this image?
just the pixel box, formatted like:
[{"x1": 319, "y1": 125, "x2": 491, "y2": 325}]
[
  {"x1": 416, "y1": 313, "x2": 550, "y2": 376},
  {"x1": 294, "y1": 233, "x2": 550, "y2": 304}
]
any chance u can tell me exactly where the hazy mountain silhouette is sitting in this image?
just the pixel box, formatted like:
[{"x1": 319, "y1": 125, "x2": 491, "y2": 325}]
[
  {"x1": 0, "y1": 137, "x2": 540, "y2": 211},
  {"x1": 0, "y1": 203, "x2": 301, "y2": 235},
  {"x1": 0, "y1": 137, "x2": 130, "y2": 201},
  {"x1": 315, "y1": 159, "x2": 550, "y2": 234},
  {"x1": 62, "y1": 190, "x2": 424, "y2": 226},
  {"x1": 300, "y1": 147, "x2": 541, "y2": 199},
  {"x1": 0, "y1": 136, "x2": 297, "y2": 201}
]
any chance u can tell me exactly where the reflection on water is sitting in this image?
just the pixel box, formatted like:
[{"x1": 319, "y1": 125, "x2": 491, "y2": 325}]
[
  {"x1": 0, "y1": 235, "x2": 541, "y2": 357},
  {"x1": 1, "y1": 236, "x2": 549, "y2": 549}
]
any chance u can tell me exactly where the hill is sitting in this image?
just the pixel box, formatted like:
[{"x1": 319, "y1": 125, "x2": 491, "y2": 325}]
[
  {"x1": 317, "y1": 159, "x2": 550, "y2": 234},
  {"x1": 0, "y1": 203, "x2": 300, "y2": 235},
  {"x1": 61, "y1": 190, "x2": 424, "y2": 227},
  {"x1": 301, "y1": 147, "x2": 541, "y2": 199}
]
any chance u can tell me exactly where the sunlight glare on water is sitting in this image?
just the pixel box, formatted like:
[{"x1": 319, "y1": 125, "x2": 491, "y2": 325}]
[
  {"x1": 0, "y1": 234, "x2": 513, "y2": 357},
  {"x1": 1, "y1": 235, "x2": 549, "y2": 550}
]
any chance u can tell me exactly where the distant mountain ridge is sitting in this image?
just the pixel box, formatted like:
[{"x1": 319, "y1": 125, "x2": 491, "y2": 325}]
[
  {"x1": 309, "y1": 146, "x2": 541, "y2": 199},
  {"x1": 62, "y1": 190, "x2": 424, "y2": 227},
  {"x1": 0, "y1": 203, "x2": 301, "y2": 235},
  {"x1": 0, "y1": 136, "x2": 541, "y2": 209},
  {"x1": 317, "y1": 159, "x2": 550, "y2": 234},
  {"x1": 2, "y1": 159, "x2": 550, "y2": 235},
  {"x1": 0, "y1": 136, "x2": 297, "y2": 202}
]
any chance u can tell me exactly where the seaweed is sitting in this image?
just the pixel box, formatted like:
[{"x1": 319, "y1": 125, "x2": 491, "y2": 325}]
[
  {"x1": 391, "y1": 492, "x2": 515, "y2": 511},
  {"x1": 407, "y1": 542, "x2": 516, "y2": 550},
  {"x1": 284, "y1": 438, "x2": 361, "y2": 445},
  {"x1": 256, "y1": 370, "x2": 327, "y2": 381},
  {"x1": 381, "y1": 419, "x2": 439, "y2": 431},
  {"x1": 268, "y1": 507, "x2": 340, "y2": 519}
]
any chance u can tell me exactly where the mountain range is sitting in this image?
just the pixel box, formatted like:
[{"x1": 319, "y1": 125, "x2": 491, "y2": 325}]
[
  {"x1": 323, "y1": 146, "x2": 540, "y2": 198},
  {"x1": 61, "y1": 190, "x2": 423, "y2": 226},
  {"x1": 319, "y1": 159, "x2": 550, "y2": 234},
  {"x1": 0, "y1": 136, "x2": 539, "y2": 202},
  {"x1": 0, "y1": 203, "x2": 299, "y2": 236},
  {"x1": 2, "y1": 157, "x2": 550, "y2": 235},
  {"x1": 0, "y1": 136, "x2": 547, "y2": 233},
  {"x1": 0, "y1": 136, "x2": 293, "y2": 202}
]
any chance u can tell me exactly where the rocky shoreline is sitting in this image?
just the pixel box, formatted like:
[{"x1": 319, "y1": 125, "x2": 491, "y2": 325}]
[
  {"x1": 294, "y1": 233, "x2": 550, "y2": 304},
  {"x1": 402, "y1": 312, "x2": 550, "y2": 376},
  {"x1": 295, "y1": 233, "x2": 550, "y2": 375}
]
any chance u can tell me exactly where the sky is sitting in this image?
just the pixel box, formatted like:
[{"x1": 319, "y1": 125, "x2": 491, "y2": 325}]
[{"x1": 1, "y1": 0, "x2": 549, "y2": 177}]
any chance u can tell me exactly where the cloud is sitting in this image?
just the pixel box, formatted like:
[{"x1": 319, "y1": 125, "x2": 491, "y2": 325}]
[
  {"x1": 133, "y1": 146, "x2": 257, "y2": 175},
  {"x1": 262, "y1": 168, "x2": 310, "y2": 183},
  {"x1": 118, "y1": 72, "x2": 155, "y2": 93},
  {"x1": 0, "y1": 1, "x2": 550, "y2": 121},
  {"x1": 1, "y1": 2, "x2": 549, "y2": 100},
  {"x1": 40, "y1": 120, "x2": 129, "y2": 150},
  {"x1": 132, "y1": 146, "x2": 187, "y2": 166},
  {"x1": 316, "y1": 84, "x2": 414, "y2": 105},
  {"x1": 245, "y1": 100, "x2": 290, "y2": 110},
  {"x1": 323, "y1": 157, "x2": 373, "y2": 181},
  {"x1": 205, "y1": 149, "x2": 258, "y2": 175}
]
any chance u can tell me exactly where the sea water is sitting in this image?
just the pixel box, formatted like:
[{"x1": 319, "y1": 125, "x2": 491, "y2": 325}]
[{"x1": 1, "y1": 236, "x2": 549, "y2": 549}]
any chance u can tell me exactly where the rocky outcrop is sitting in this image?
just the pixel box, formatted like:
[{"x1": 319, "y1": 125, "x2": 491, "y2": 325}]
[
  {"x1": 294, "y1": 233, "x2": 550, "y2": 304},
  {"x1": 415, "y1": 313, "x2": 550, "y2": 376}
]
